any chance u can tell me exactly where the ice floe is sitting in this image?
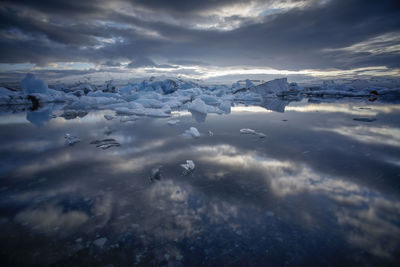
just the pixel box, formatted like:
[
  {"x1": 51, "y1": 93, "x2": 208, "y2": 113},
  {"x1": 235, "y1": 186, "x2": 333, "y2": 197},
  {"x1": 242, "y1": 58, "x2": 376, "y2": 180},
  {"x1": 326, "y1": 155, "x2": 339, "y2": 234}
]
[
  {"x1": 240, "y1": 128, "x2": 266, "y2": 138},
  {"x1": 181, "y1": 160, "x2": 195, "y2": 174},
  {"x1": 183, "y1": 127, "x2": 200, "y2": 138}
]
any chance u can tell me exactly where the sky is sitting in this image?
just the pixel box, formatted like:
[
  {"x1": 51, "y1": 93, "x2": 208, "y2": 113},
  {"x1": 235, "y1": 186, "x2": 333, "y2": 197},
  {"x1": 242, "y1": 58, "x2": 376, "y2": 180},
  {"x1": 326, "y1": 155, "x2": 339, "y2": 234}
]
[{"x1": 0, "y1": 0, "x2": 399, "y2": 83}]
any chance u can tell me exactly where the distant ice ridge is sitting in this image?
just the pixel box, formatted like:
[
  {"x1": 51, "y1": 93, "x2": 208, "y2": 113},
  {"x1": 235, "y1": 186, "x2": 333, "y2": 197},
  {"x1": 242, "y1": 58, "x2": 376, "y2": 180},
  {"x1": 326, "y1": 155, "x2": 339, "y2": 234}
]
[{"x1": 0, "y1": 74, "x2": 399, "y2": 121}]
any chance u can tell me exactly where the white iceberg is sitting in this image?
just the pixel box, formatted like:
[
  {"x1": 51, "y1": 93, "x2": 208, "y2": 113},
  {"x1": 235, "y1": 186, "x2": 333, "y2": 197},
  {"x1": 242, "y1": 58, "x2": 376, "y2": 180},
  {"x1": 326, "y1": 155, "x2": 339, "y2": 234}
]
[
  {"x1": 181, "y1": 160, "x2": 195, "y2": 173},
  {"x1": 188, "y1": 98, "x2": 208, "y2": 114},
  {"x1": 250, "y1": 78, "x2": 289, "y2": 96},
  {"x1": 219, "y1": 101, "x2": 231, "y2": 114},
  {"x1": 183, "y1": 127, "x2": 200, "y2": 138}
]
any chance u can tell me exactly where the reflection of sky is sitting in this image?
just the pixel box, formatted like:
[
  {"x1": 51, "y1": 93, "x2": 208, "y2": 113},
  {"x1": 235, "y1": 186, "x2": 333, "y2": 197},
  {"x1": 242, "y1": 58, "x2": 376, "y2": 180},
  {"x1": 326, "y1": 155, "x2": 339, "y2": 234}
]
[{"x1": 0, "y1": 101, "x2": 399, "y2": 265}]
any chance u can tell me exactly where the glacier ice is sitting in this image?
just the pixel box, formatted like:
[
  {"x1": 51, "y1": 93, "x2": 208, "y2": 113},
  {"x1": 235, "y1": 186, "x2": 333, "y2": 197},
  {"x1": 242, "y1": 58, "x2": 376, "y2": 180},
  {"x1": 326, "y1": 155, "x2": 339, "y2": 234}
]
[
  {"x1": 150, "y1": 166, "x2": 162, "y2": 182},
  {"x1": 181, "y1": 160, "x2": 195, "y2": 174},
  {"x1": 188, "y1": 98, "x2": 208, "y2": 114},
  {"x1": 240, "y1": 128, "x2": 266, "y2": 138},
  {"x1": 251, "y1": 78, "x2": 290, "y2": 96},
  {"x1": 21, "y1": 74, "x2": 48, "y2": 95},
  {"x1": 183, "y1": 127, "x2": 200, "y2": 138},
  {"x1": 1, "y1": 74, "x2": 399, "y2": 126}
]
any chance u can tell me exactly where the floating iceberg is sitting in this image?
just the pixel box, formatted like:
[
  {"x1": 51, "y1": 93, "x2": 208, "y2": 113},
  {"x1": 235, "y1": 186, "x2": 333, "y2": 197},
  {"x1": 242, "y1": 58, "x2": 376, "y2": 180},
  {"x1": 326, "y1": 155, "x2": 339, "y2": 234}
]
[
  {"x1": 251, "y1": 78, "x2": 289, "y2": 96},
  {"x1": 1, "y1": 74, "x2": 399, "y2": 124},
  {"x1": 21, "y1": 73, "x2": 48, "y2": 95},
  {"x1": 188, "y1": 98, "x2": 208, "y2": 114},
  {"x1": 219, "y1": 101, "x2": 232, "y2": 114}
]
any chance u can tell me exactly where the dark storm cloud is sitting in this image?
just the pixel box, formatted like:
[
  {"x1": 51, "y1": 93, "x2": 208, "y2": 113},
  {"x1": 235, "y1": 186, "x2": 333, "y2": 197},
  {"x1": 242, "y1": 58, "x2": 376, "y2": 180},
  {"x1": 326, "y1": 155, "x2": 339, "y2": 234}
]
[
  {"x1": 0, "y1": 0, "x2": 399, "y2": 75},
  {"x1": 169, "y1": 60, "x2": 210, "y2": 66},
  {"x1": 130, "y1": 0, "x2": 249, "y2": 13},
  {"x1": 102, "y1": 61, "x2": 122, "y2": 67},
  {"x1": 0, "y1": 0, "x2": 106, "y2": 17},
  {"x1": 127, "y1": 57, "x2": 157, "y2": 68}
]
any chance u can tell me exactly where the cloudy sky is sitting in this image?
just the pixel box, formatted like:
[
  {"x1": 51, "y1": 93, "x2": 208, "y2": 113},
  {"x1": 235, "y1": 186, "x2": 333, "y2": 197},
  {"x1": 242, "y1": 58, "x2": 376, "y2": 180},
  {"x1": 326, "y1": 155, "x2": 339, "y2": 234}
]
[{"x1": 0, "y1": 0, "x2": 399, "y2": 83}]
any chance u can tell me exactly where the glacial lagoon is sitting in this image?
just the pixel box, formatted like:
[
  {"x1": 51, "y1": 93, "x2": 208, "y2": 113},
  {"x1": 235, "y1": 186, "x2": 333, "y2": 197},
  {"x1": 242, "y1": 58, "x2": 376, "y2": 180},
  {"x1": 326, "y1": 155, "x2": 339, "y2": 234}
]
[{"x1": 0, "y1": 99, "x2": 400, "y2": 266}]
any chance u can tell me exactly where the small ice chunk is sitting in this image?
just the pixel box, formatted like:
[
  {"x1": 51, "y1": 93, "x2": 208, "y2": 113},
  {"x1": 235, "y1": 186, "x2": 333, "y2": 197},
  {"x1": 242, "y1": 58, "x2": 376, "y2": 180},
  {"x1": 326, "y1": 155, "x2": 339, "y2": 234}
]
[
  {"x1": 93, "y1": 237, "x2": 107, "y2": 248},
  {"x1": 240, "y1": 128, "x2": 266, "y2": 138},
  {"x1": 150, "y1": 166, "x2": 162, "y2": 182},
  {"x1": 64, "y1": 134, "x2": 80, "y2": 146},
  {"x1": 183, "y1": 127, "x2": 200, "y2": 138},
  {"x1": 145, "y1": 108, "x2": 171, "y2": 117},
  {"x1": 353, "y1": 117, "x2": 376, "y2": 122},
  {"x1": 208, "y1": 130, "x2": 214, "y2": 136},
  {"x1": 240, "y1": 128, "x2": 256, "y2": 134},
  {"x1": 104, "y1": 114, "x2": 114, "y2": 120},
  {"x1": 256, "y1": 132, "x2": 266, "y2": 138},
  {"x1": 181, "y1": 160, "x2": 195, "y2": 173},
  {"x1": 167, "y1": 119, "x2": 180, "y2": 126}
]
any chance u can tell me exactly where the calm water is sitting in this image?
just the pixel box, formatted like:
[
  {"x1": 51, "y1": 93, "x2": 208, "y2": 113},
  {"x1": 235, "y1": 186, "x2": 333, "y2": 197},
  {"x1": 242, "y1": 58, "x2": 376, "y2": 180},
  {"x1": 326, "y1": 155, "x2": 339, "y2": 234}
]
[{"x1": 0, "y1": 99, "x2": 400, "y2": 266}]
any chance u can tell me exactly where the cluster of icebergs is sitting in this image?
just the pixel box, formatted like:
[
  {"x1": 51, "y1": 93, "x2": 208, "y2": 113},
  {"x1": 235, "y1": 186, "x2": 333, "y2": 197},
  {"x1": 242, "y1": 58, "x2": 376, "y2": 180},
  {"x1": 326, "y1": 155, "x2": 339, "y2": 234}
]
[{"x1": 0, "y1": 74, "x2": 399, "y2": 120}]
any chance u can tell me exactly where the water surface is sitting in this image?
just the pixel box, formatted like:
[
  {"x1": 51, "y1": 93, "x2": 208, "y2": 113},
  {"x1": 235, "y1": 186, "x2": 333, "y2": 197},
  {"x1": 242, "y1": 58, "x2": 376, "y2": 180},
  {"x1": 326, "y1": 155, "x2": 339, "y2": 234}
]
[{"x1": 0, "y1": 99, "x2": 400, "y2": 266}]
